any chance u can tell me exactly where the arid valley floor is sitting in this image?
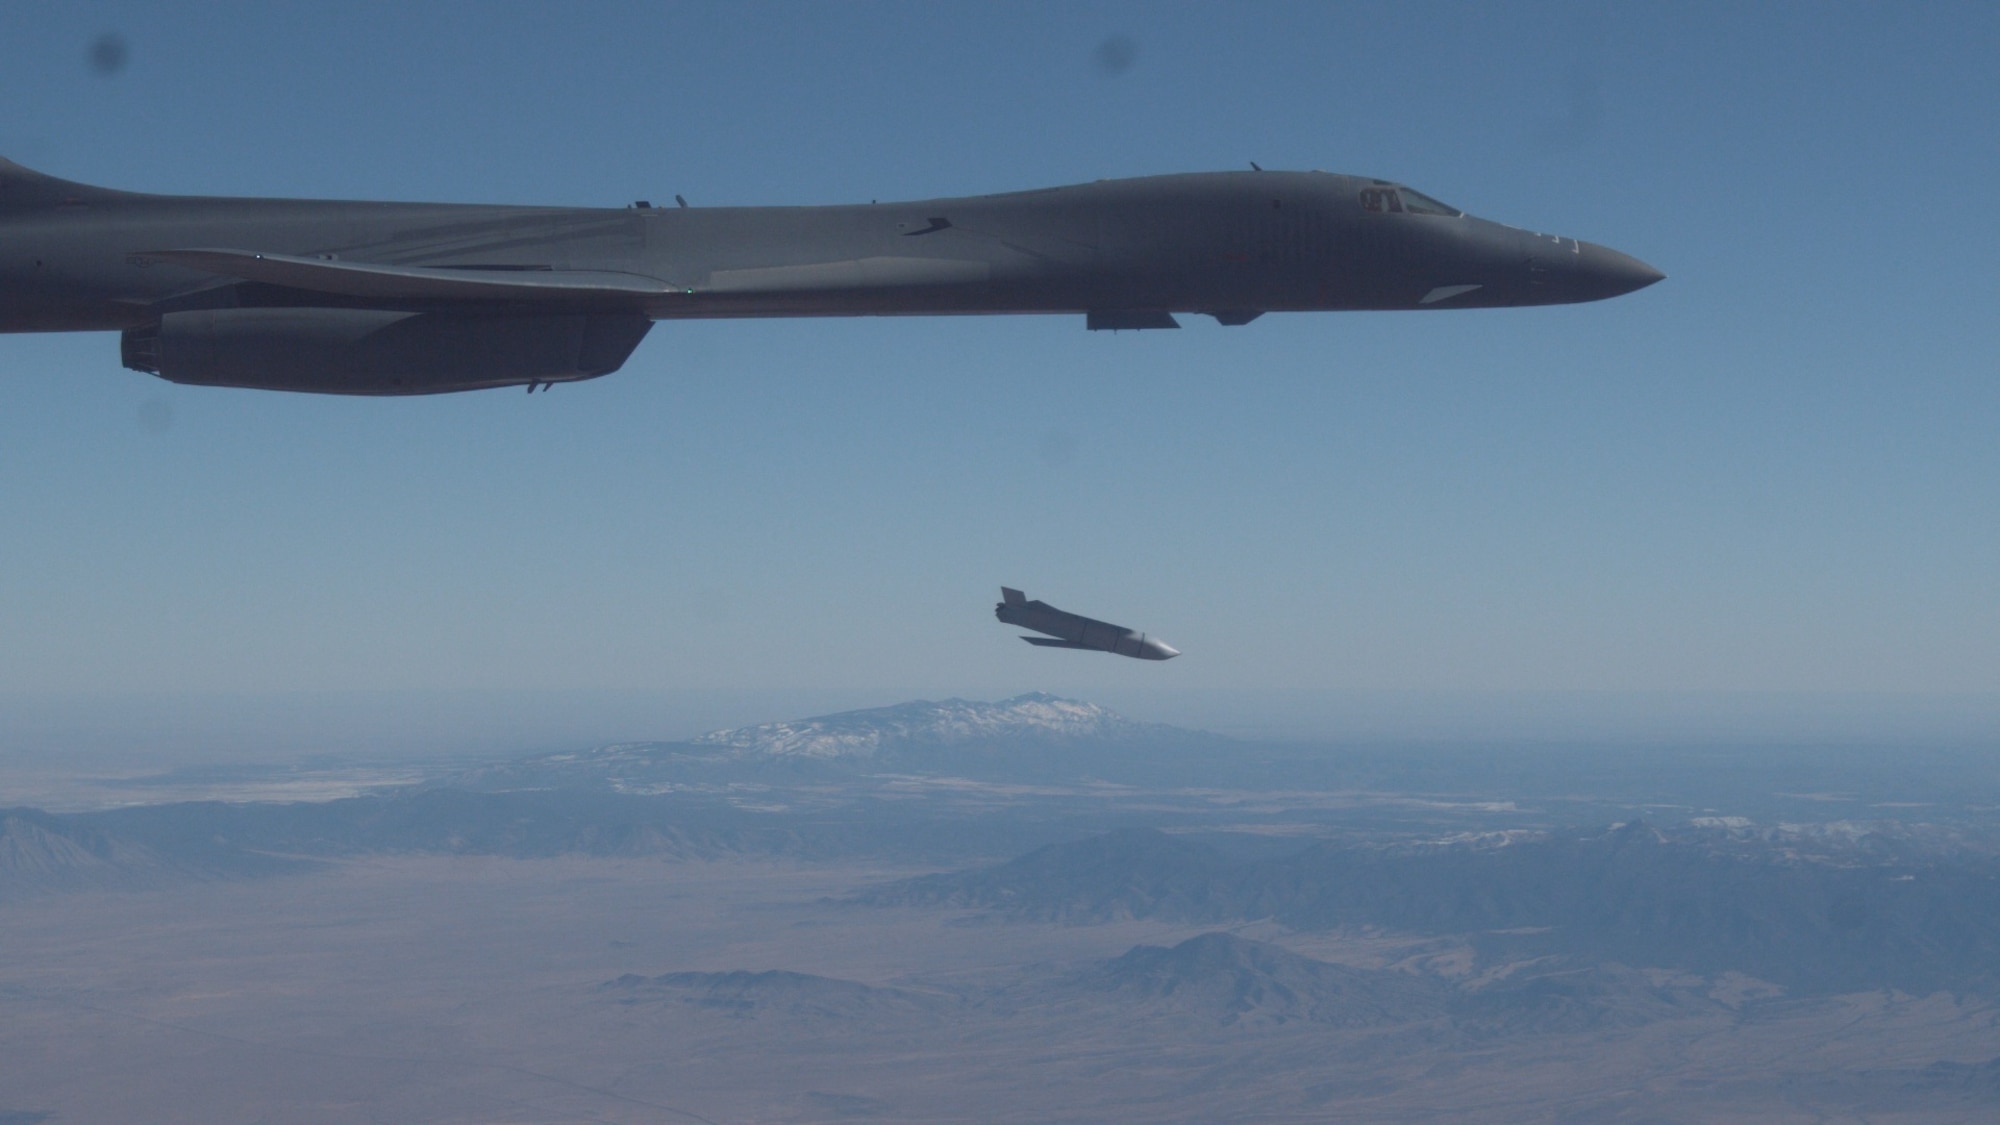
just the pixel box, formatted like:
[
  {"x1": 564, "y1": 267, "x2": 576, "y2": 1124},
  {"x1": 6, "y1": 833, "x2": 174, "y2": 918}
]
[
  {"x1": 7, "y1": 696, "x2": 2000, "y2": 1123},
  {"x1": 7, "y1": 856, "x2": 2000, "y2": 1124}
]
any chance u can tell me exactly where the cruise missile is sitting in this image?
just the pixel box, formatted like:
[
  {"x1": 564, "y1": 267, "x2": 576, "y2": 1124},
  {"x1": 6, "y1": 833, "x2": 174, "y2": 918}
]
[{"x1": 995, "y1": 587, "x2": 1179, "y2": 661}]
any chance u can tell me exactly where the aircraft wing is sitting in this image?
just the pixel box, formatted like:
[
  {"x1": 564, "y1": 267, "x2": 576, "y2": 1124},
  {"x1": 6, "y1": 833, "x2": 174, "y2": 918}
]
[{"x1": 137, "y1": 248, "x2": 679, "y2": 301}]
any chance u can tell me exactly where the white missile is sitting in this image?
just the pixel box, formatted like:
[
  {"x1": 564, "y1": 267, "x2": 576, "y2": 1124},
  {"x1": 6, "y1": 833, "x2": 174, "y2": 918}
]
[{"x1": 994, "y1": 587, "x2": 1179, "y2": 661}]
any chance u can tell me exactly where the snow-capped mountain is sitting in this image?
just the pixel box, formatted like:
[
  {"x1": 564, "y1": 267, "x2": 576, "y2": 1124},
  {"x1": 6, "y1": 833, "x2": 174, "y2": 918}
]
[
  {"x1": 686, "y1": 693, "x2": 1151, "y2": 760},
  {"x1": 443, "y1": 693, "x2": 1210, "y2": 792}
]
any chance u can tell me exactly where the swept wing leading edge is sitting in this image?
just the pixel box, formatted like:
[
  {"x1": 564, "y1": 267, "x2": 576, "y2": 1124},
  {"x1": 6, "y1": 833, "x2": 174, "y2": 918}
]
[{"x1": 139, "y1": 249, "x2": 680, "y2": 301}]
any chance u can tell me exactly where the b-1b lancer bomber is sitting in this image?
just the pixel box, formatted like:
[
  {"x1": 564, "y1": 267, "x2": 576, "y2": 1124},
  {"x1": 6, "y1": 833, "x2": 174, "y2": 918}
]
[{"x1": 0, "y1": 157, "x2": 1661, "y2": 395}]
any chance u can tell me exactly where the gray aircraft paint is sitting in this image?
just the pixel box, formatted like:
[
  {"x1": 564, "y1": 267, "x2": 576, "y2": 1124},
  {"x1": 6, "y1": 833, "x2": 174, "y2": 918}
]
[
  {"x1": 996, "y1": 587, "x2": 1179, "y2": 661},
  {"x1": 0, "y1": 157, "x2": 1662, "y2": 395}
]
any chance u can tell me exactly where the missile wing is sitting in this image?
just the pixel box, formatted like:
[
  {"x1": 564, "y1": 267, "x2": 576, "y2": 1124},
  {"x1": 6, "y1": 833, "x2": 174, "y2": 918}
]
[{"x1": 995, "y1": 587, "x2": 1179, "y2": 661}]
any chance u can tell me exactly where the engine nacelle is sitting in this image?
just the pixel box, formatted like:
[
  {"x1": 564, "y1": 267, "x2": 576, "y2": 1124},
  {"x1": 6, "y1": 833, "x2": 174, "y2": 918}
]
[{"x1": 121, "y1": 307, "x2": 652, "y2": 395}]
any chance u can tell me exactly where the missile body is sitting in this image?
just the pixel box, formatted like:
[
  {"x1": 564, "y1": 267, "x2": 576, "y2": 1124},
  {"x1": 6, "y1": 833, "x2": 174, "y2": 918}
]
[{"x1": 995, "y1": 587, "x2": 1179, "y2": 661}]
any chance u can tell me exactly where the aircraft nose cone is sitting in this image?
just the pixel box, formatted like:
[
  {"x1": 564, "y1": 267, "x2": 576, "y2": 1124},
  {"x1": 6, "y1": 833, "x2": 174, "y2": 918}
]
[
  {"x1": 1577, "y1": 241, "x2": 1665, "y2": 299},
  {"x1": 1142, "y1": 639, "x2": 1180, "y2": 660}
]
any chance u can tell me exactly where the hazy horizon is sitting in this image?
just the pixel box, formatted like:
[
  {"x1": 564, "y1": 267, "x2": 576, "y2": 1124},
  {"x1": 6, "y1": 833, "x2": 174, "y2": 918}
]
[{"x1": 10, "y1": 686, "x2": 2000, "y2": 769}]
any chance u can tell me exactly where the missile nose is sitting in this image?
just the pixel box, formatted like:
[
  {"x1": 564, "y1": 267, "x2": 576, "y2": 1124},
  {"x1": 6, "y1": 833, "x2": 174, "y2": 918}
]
[
  {"x1": 1142, "y1": 639, "x2": 1180, "y2": 660},
  {"x1": 1578, "y1": 241, "x2": 1665, "y2": 299}
]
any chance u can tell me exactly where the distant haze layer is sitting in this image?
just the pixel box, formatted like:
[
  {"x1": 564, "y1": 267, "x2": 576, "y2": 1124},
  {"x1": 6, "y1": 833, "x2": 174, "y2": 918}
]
[{"x1": 7, "y1": 687, "x2": 2000, "y2": 767}]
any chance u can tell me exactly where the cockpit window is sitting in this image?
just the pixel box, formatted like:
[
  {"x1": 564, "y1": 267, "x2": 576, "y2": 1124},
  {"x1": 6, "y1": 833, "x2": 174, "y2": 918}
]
[
  {"x1": 1359, "y1": 186, "x2": 1462, "y2": 216},
  {"x1": 1358, "y1": 187, "x2": 1401, "y2": 213},
  {"x1": 1397, "y1": 188, "x2": 1462, "y2": 217}
]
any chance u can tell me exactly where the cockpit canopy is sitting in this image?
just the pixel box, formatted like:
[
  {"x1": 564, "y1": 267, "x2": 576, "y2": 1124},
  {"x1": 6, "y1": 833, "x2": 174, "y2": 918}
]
[{"x1": 1358, "y1": 185, "x2": 1462, "y2": 217}]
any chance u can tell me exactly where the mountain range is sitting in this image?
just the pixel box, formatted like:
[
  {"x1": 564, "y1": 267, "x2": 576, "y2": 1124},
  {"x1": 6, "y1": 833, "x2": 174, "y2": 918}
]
[
  {"x1": 859, "y1": 824, "x2": 2000, "y2": 996},
  {"x1": 14, "y1": 692, "x2": 2000, "y2": 1005},
  {"x1": 603, "y1": 931, "x2": 1795, "y2": 1038},
  {"x1": 445, "y1": 692, "x2": 1221, "y2": 791},
  {"x1": 686, "y1": 693, "x2": 1162, "y2": 758},
  {"x1": 605, "y1": 932, "x2": 1448, "y2": 1031},
  {"x1": 0, "y1": 807, "x2": 312, "y2": 901}
]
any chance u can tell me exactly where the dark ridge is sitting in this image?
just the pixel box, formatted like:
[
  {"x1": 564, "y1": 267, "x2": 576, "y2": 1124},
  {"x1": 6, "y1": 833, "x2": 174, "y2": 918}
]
[
  {"x1": 861, "y1": 823, "x2": 2000, "y2": 995},
  {"x1": 1072, "y1": 931, "x2": 1446, "y2": 1027},
  {"x1": 0, "y1": 806, "x2": 314, "y2": 900}
]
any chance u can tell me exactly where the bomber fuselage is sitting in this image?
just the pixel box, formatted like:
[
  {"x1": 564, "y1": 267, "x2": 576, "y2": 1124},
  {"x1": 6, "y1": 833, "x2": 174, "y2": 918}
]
[
  {"x1": 0, "y1": 160, "x2": 1660, "y2": 393},
  {"x1": 0, "y1": 167, "x2": 1659, "y2": 332}
]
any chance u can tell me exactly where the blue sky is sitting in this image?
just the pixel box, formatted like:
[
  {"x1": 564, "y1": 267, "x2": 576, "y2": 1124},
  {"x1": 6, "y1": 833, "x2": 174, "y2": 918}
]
[{"x1": 2, "y1": 2, "x2": 1998, "y2": 756}]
